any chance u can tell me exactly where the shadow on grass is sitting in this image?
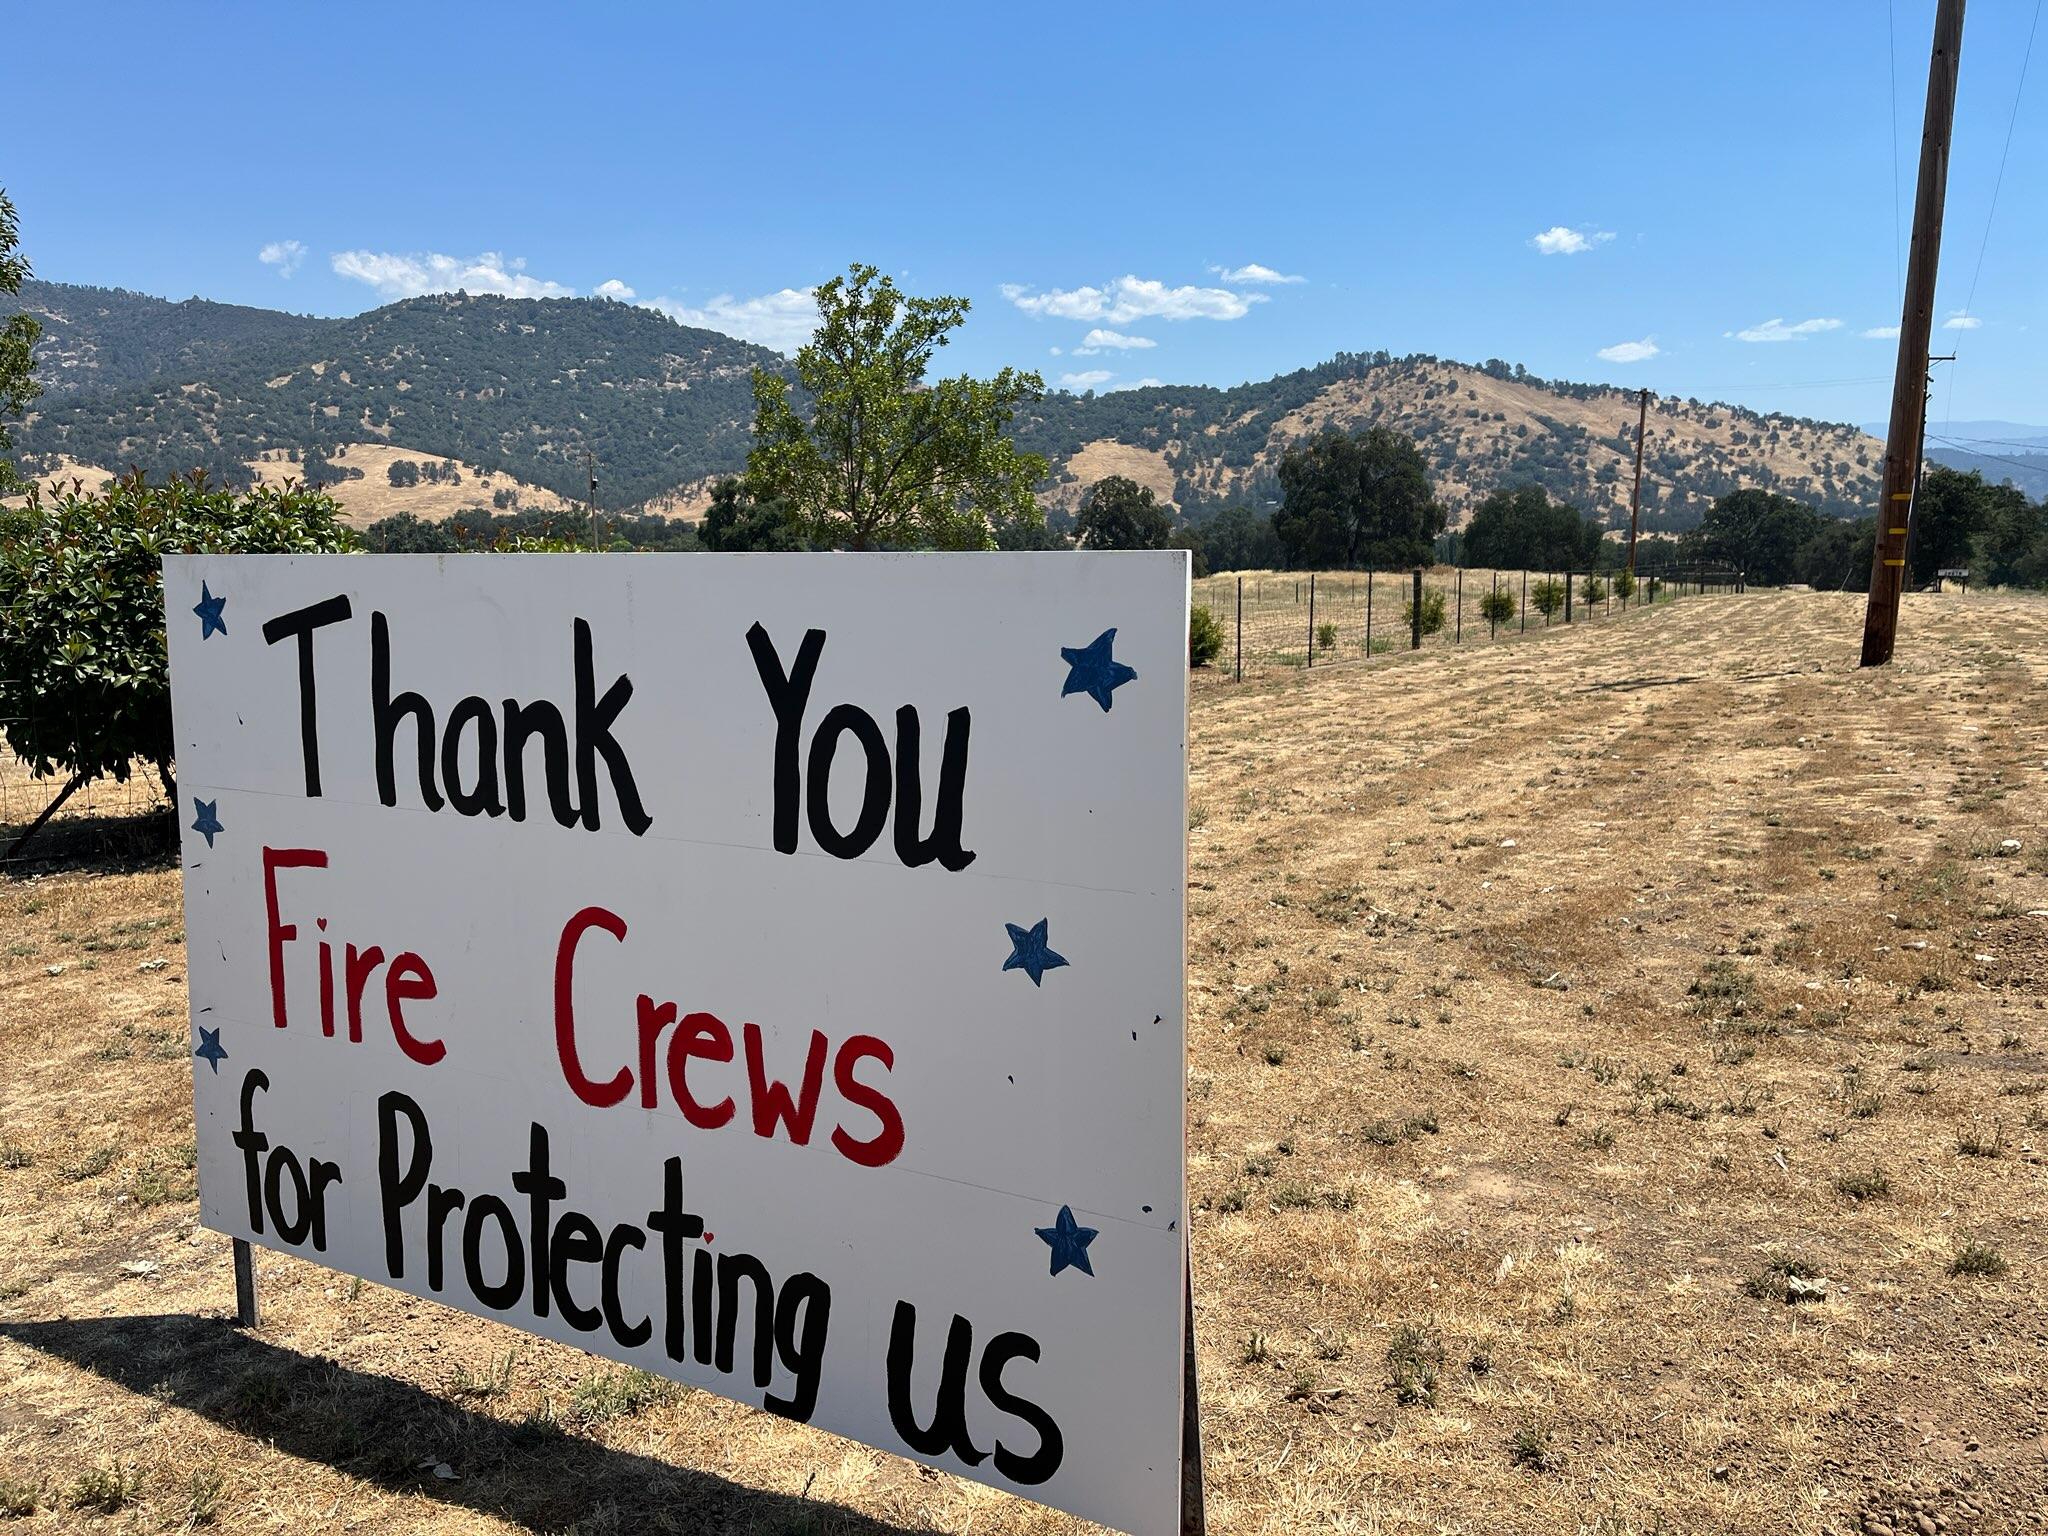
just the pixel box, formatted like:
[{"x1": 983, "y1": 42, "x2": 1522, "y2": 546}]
[
  {"x1": 2, "y1": 1314, "x2": 924, "y2": 1535},
  {"x1": 0, "y1": 807, "x2": 177, "y2": 879}
]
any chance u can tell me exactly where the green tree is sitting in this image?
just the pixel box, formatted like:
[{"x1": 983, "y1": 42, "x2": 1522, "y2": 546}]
[
  {"x1": 1076, "y1": 475, "x2": 1175, "y2": 549},
  {"x1": 1461, "y1": 484, "x2": 1604, "y2": 572},
  {"x1": 1193, "y1": 505, "x2": 1283, "y2": 572},
  {"x1": 1684, "y1": 488, "x2": 1823, "y2": 585},
  {"x1": 1272, "y1": 428, "x2": 1444, "y2": 569},
  {"x1": 1477, "y1": 586, "x2": 1517, "y2": 629},
  {"x1": 747, "y1": 265, "x2": 1046, "y2": 549},
  {"x1": 1908, "y1": 466, "x2": 2000, "y2": 586},
  {"x1": 1530, "y1": 578, "x2": 1566, "y2": 618},
  {"x1": 993, "y1": 513, "x2": 1071, "y2": 550},
  {"x1": 362, "y1": 510, "x2": 458, "y2": 552},
  {"x1": 698, "y1": 476, "x2": 807, "y2": 552},
  {"x1": 1189, "y1": 606, "x2": 1224, "y2": 668},
  {"x1": 0, "y1": 188, "x2": 41, "y2": 493},
  {"x1": 1404, "y1": 586, "x2": 1448, "y2": 637},
  {"x1": 0, "y1": 474, "x2": 354, "y2": 815},
  {"x1": 1794, "y1": 516, "x2": 1873, "y2": 591},
  {"x1": 1971, "y1": 481, "x2": 2046, "y2": 587}
]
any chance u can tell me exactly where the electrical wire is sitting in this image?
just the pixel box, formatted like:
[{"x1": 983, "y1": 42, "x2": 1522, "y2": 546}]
[
  {"x1": 1944, "y1": 0, "x2": 2044, "y2": 432},
  {"x1": 1957, "y1": 0, "x2": 2042, "y2": 330},
  {"x1": 1926, "y1": 433, "x2": 2048, "y2": 477}
]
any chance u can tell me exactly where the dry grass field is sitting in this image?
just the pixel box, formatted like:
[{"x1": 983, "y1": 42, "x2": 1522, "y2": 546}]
[{"x1": 3, "y1": 588, "x2": 2046, "y2": 1534}]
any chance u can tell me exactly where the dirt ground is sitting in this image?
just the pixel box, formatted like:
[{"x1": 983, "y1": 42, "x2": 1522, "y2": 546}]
[{"x1": 3, "y1": 588, "x2": 2045, "y2": 1534}]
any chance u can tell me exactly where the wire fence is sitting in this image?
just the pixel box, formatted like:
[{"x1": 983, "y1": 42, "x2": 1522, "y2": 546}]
[
  {"x1": 0, "y1": 701, "x2": 175, "y2": 870},
  {"x1": 1195, "y1": 562, "x2": 1747, "y2": 682}
]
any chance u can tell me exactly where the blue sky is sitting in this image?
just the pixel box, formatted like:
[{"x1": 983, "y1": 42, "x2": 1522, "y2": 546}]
[{"x1": 9, "y1": 1, "x2": 2044, "y2": 429}]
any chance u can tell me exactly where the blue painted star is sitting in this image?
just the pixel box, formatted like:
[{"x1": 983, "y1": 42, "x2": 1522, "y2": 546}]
[
  {"x1": 1003, "y1": 918, "x2": 1068, "y2": 987},
  {"x1": 190, "y1": 799, "x2": 224, "y2": 848},
  {"x1": 192, "y1": 582, "x2": 228, "y2": 640},
  {"x1": 1035, "y1": 1205, "x2": 1098, "y2": 1278},
  {"x1": 193, "y1": 1026, "x2": 228, "y2": 1074},
  {"x1": 1059, "y1": 627, "x2": 1137, "y2": 712}
]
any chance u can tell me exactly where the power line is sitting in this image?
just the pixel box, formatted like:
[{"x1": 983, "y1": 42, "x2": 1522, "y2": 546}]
[
  {"x1": 1944, "y1": 0, "x2": 2042, "y2": 432},
  {"x1": 1958, "y1": 0, "x2": 2041, "y2": 326},
  {"x1": 1926, "y1": 433, "x2": 2048, "y2": 475},
  {"x1": 1933, "y1": 432, "x2": 2048, "y2": 448}
]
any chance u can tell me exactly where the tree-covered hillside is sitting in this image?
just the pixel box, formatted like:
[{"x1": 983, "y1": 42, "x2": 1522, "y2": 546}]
[
  {"x1": 9, "y1": 284, "x2": 784, "y2": 506},
  {"x1": 16, "y1": 279, "x2": 335, "y2": 397}
]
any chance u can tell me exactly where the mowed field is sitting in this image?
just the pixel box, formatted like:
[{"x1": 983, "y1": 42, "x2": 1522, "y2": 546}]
[{"x1": 3, "y1": 589, "x2": 2046, "y2": 1534}]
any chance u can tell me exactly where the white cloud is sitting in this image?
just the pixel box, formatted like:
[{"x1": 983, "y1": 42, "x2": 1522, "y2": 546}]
[
  {"x1": 1726, "y1": 316, "x2": 1843, "y2": 343},
  {"x1": 1596, "y1": 337, "x2": 1659, "y2": 363},
  {"x1": 258, "y1": 240, "x2": 306, "y2": 277},
  {"x1": 1212, "y1": 262, "x2": 1303, "y2": 285},
  {"x1": 1860, "y1": 324, "x2": 1901, "y2": 339},
  {"x1": 1943, "y1": 310, "x2": 1982, "y2": 330},
  {"x1": 1071, "y1": 328, "x2": 1158, "y2": 355},
  {"x1": 639, "y1": 288, "x2": 820, "y2": 353},
  {"x1": 1001, "y1": 275, "x2": 1265, "y2": 324},
  {"x1": 1106, "y1": 377, "x2": 1165, "y2": 393},
  {"x1": 594, "y1": 278, "x2": 636, "y2": 300},
  {"x1": 331, "y1": 249, "x2": 575, "y2": 301},
  {"x1": 1057, "y1": 369, "x2": 1114, "y2": 391},
  {"x1": 1530, "y1": 226, "x2": 1614, "y2": 256}
]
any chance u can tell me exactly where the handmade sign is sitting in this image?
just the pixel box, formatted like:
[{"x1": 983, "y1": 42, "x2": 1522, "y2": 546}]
[{"x1": 164, "y1": 552, "x2": 1191, "y2": 1535}]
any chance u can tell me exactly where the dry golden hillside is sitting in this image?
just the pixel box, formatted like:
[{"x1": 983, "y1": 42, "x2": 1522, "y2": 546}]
[
  {"x1": 3, "y1": 446, "x2": 573, "y2": 532},
  {"x1": 243, "y1": 445, "x2": 573, "y2": 530},
  {"x1": 1035, "y1": 357, "x2": 1884, "y2": 530}
]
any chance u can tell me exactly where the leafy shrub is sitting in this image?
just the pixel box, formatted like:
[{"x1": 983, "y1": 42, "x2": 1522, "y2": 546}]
[
  {"x1": 0, "y1": 472, "x2": 353, "y2": 796},
  {"x1": 1315, "y1": 620, "x2": 1338, "y2": 652},
  {"x1": 1477, "y1": 587, "x2": 1517, "y2": 626},
  {"x1": 1612, "y1": 569, "x2": 1638, "y2": 602},
  {"x1": 1189, "y1": 605, "x2": 1224, "y2": 668},
  {"x1": 1579, "y1": 573, "x2": 1607, "y2": 605},
  {"x1": 1530, "y1": 578, "x2": 1566, "y2": 618},
  {"x1": 1949, "y1": 1237, "x2": 2007, "y2": 1277},
  {"x1": 1403, "y1": 586, "x2": 1447, "y2": 637}
]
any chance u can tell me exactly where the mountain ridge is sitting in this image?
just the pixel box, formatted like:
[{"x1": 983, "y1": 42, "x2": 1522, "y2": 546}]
[{"x1": 8, "y1": 279, "x2": 1909, "y2": 530}]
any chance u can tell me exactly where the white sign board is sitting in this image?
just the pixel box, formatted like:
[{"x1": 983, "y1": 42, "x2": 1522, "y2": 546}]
[{"x1": 163, "y1": 552, "x2": 1190, "y2": 1535}]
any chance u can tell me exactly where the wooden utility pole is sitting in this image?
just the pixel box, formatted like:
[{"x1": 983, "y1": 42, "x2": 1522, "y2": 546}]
[
  {"x1": 1626, "y1": 388, "x2": 1649, "y2": 574},
  {"x1": 1860, "y1": 0, "x2": 1967, "y2": 666}
]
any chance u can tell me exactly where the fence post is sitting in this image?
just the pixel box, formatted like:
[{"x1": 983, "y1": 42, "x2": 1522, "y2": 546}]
[
  {"x1": 1566, "y1": 570, "x2": 1574, "y2": 624},
  {"x1": 1490, "y1": 572, "x2": 1499, "y2": 638},
  {"x1": 1520, "y1": 570, "x2": 1528, "y2": 634},
  {"x1": 1456, "y1": 567, "x2": 1463, "y2": 642},
  {"x1": 1365, "y1": 569, "x2": 1374, "y2": 661},
  {"x1": 1411, "y1": 568, "x2": 1423, "y2": 649},
  {"x1": 1234, "y1": 575, "x2": 1243, "y2": 683},
  {"x1": 1306, "y1": 572, "x2": 1316, "y2": 669}
]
